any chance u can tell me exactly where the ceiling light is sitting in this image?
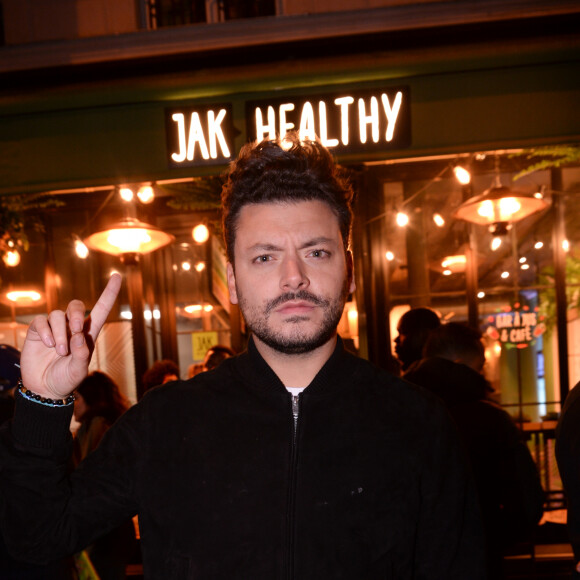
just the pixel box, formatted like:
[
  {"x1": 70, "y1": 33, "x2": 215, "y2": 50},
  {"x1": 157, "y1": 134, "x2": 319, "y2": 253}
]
[
  {"x1": 453, "y1": 186, "x2": 548, "y2": 235},
  {"x1": 4, "y1": 290, "x2": 44, "y2": 306},
  {"x1": 84, "y1": 217, "x2": 175, "y2": 258},
  {"x1": 441, "y1": 254, "x2": 467, "y2": 273}
]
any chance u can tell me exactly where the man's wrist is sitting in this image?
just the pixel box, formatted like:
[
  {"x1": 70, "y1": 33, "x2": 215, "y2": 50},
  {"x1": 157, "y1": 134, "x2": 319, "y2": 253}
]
[{"x1": 17, "y1": 379, "x2": 76, "y2": 408}]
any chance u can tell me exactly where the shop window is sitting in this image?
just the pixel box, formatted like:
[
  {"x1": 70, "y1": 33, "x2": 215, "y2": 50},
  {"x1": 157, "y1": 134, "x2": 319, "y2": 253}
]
[
  {"x1": 149, "y1": 0, "x2": 208, "y2": 28},
  {"x1": 373, "y1": 151, "x2": 579, "y2": 425},
  {"x1": 148, "y1": 0, "x2": 276, "y2": 28},
  {"x1": 217, "y1": 0, "x2": 276, "y2": 20}
]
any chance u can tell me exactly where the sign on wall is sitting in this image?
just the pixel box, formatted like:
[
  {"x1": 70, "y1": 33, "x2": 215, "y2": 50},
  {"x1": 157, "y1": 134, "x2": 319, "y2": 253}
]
[
  {"x1": 485, "y1": 303, "x2": 546, "y2": 349},
  {"x1": 246, "y1": 86, "x2": 411, "y2": 155},
  {"x1": 165, "y1": 86, "x2": 411, "y2": 167},
  {"x1": 166, "y1": 103, "x2": 235, "y2": 167}
]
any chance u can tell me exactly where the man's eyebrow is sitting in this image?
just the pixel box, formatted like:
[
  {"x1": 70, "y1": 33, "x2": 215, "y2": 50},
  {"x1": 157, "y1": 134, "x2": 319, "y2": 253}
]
[
  {"x1": 245, "y1": 237, "x2": 337, "y2": 253},
  {"x1": 299, "y1": 237, "x2": 336, "y2": 249},
  {"x1": 246, "y1": 243, "x2": 283, "y2": 253}
]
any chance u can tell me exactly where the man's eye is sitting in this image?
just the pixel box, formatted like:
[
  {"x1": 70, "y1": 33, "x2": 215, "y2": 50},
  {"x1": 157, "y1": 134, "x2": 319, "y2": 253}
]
[
  {"x1": 310, "y1": 249, "x2": 330, "y2": 258},
  {"x1": 253, "y1": 255, "x2": 272, "y2": 263}
]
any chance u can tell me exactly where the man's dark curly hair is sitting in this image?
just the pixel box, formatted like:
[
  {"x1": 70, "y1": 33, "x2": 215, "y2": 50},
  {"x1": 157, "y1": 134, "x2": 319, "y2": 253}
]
[{"x1": 221, "y1": 134, "x2": 354, "y2": 264}]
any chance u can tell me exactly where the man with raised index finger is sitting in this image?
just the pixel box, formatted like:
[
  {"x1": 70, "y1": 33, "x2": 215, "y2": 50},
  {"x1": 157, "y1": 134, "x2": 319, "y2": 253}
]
[{"x1": 1, "y1": 134, "x2": 486, "y2": 579}]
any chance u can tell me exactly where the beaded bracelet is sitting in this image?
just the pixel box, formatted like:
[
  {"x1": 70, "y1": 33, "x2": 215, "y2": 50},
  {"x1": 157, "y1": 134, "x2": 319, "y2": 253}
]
[{"x1": 17, "y1": 379, "x2": 75, "y2": 408}]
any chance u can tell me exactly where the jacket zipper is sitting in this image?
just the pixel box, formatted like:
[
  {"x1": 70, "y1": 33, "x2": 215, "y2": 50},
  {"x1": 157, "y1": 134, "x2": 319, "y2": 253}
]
[{"x1": 285, "y1": 392, "x2": 301, "y2": 580}]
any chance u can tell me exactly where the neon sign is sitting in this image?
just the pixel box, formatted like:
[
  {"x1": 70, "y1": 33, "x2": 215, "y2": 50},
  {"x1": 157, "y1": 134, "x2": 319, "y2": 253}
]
[
  {"x1": 166, "y1": 103, "x2": 235, "y2": 167},
  {"x1": 165, "y1": 86, "x2": 411, "y2": 167},
  {"x1": 246, "y1": 86, "x2": 411, "y2": 154}
]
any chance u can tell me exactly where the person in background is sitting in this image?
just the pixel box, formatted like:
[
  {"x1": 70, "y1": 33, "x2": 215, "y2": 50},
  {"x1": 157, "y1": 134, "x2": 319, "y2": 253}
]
[
  {"x1": 556, "y1": 379, "x2": 580, "y2": 579},
  {"x1": 202, "y1": 344, "x2": 235, "y2": 372},
  {"x1": 142, "y1": 358, "x2": 180, "y2": 392},
  {"x1": 405, "y1": 322, "x2": 545, "y2": 578},
  {"x1": 393, "y1": 307, "x2": 441, "y2": 373},
  {"x1": 1, "y1": 135, "x2": 486, "y2": 578},
  {"x1": 73, "y1": 371, "x2": 137, "y2": 580}
]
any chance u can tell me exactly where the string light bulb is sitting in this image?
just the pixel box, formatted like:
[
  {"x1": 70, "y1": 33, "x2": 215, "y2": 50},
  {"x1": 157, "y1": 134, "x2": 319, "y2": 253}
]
[
  {"x1": 137, "y1": 185, "x2": 155, "y2": 204},
  {"x1": 453, "y1": 166, "x2": 471, "y2": 185},
  {"x1": 192, "y1": 224, "x2": 210, "y2": 244},
  {"x1": 119, "y1": 187, "x2": 134, "y2": 202},
  {"x1": 395, "y1": 212, "x2": 409, "y2": 227},
  {"x1": 2, "y1": 249, "x2": 20, "y2": 267},
  {"x1": 433, "y1": 213, "x2": 445, "y2": 227},
  {"x1": 74, "y1": 238, "x2": 89, "y2": 259}
]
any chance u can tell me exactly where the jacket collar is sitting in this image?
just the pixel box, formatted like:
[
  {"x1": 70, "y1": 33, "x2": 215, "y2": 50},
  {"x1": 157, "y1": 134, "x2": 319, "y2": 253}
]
[{"x1": 234, "y1": 335, "x2": 354, "y2": 398}]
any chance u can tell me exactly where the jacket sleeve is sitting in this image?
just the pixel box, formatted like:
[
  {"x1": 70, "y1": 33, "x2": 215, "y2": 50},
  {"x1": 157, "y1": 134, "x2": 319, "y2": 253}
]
[
  {"x1": 0, "y1": 392, "x2": 141, "y2": 564},
  {"x1": 414, "y1": 402, "x2": 488, "y2": 580}
]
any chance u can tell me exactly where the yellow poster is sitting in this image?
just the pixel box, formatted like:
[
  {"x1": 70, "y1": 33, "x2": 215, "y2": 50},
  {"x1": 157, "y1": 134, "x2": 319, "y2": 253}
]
[{"x1": 192, "y1": 331, "x2": 219, "y2": 361}]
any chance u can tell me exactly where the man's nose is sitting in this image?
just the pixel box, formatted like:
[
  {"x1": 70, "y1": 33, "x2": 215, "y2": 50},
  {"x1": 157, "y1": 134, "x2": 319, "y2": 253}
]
[{"x1": 280, "y1": 256, "x2": 309, "y2": 291}]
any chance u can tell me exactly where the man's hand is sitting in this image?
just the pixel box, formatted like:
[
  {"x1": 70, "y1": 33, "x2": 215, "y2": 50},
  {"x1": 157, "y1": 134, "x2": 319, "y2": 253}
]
[{"x1": 19, "y1": 274, "x2": 122, "y2": 400}]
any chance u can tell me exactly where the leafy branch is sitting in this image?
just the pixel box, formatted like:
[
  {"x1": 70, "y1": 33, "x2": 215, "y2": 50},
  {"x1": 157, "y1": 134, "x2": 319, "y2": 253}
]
[{"x1": 511, "y1": 145, "x2": 580, "y2": 181}]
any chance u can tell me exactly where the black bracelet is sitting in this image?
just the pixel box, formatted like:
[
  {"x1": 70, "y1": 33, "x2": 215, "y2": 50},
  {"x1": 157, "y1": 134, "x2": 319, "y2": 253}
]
[{"x1": 17, "y1": 379, "x2": 76, "y2": 408}]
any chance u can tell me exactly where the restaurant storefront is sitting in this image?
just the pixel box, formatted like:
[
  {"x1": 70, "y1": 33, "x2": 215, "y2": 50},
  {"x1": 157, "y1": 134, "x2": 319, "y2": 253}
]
[{"x1": 0, "y1": 20, "x2": 579, "y2": 454}]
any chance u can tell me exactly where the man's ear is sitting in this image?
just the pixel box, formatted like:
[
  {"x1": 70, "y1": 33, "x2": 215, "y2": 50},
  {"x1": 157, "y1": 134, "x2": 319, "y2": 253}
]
[
  {"x1": 226, "y1": 262, "x2": 239, "y2": 305},
  {"x1": 346, "y1": 250, "x2": 356, "y2": 294}
]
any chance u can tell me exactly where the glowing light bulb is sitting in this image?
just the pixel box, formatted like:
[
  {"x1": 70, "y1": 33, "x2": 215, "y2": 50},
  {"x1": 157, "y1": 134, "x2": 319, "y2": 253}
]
[
  {"x1": 385, "y1": 251, "x2": 394, "y2": 261},
  {"x1": 433, "y1": 213, "x2": 445, "y2": 227},
  {"x1": 453, "y1": 166, "x2": 471, "y2": 185},
  {"x1": 491, "y1": 237, "x2": 502, "y2": 251},
  {"x1": 107, "y1": 228, "x2": 151, "y2": 253},
  {"x1": 181, "y1": 261, "x2": 191, "y2": 271},
  {"x1": 192, "y1": 224, "x2": 209, "y2": 244},
  {"x1": 477, "y1": 291, "x2": 485, "y2": 299},
  {"x1": 74, "y1": 239, "x2": 89, "y2": 259},
  {"x1": 501, "y1": 271, "x2": 510, "y2": 279},
  {"x1": 534, "y1": 241, "x2": 544, "y2": 249},
  {"x1": 194, "y1": 261, "x2": 206, "y2": 272},
  {"x1": 396, "y1": 212, "x2": 409, "y2": 227},
  {"x1": 137, "y1": 185, "x2": 155, "y2": 204},
  {"x1": 3, "y1": 249, "x2": 21, "y2": 267},
  {"x1": 119, "y1": 187, "x2": 134, "y2": 202}
]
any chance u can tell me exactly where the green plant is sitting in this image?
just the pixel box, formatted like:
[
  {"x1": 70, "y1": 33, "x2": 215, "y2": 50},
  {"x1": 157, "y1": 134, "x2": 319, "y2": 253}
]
[
  {"x1": 538, "y1": 254, "x2": 580, "y2": 329},
  {"x1": 512, "y1": 145, "x2": 580, "y2": 181}
]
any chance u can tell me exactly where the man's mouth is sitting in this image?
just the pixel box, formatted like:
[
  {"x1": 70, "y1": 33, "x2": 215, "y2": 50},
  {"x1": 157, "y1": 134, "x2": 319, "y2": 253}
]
[{"x1": 275, "y1": 301, "x2": 316, "y2": 315}]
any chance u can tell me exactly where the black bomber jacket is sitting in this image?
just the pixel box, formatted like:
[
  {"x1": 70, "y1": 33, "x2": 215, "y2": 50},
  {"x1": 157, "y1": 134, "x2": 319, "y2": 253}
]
[{"x1": 1, "y1": 338, "x2": 486, "y2": 579}]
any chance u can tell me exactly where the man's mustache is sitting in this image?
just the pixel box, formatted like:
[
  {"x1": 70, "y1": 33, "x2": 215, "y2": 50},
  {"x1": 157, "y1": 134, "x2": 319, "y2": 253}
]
[{"x1": 265, "y1": 291, "x2": 329, "y2": 315}]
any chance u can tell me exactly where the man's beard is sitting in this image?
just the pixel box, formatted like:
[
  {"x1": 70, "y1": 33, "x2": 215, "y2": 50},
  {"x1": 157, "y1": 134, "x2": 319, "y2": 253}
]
[{"x1": 238, "y1": 281, "x2": 350, "y2": 355}]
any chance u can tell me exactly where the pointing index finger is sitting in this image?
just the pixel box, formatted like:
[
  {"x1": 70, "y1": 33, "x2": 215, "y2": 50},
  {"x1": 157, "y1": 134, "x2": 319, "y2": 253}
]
[{"x1": 85, "y1": 273, "x2": 122, "y2": 342}]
